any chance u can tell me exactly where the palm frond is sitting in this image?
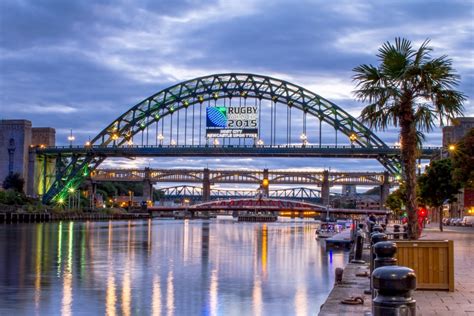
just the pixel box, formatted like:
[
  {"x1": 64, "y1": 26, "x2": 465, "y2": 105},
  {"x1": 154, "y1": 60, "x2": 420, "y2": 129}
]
[{"x1": 414, "y1": 104, "x2": 436, "y2": 132}]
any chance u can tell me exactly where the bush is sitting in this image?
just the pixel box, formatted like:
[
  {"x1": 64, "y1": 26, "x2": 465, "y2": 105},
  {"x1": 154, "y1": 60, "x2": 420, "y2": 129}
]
[{"x1": 0, "y1": 189, "x2": 27, "y2": 205}]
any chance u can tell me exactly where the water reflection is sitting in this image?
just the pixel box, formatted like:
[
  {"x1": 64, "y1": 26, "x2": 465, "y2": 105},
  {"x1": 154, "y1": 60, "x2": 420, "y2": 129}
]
[{"x1": 0, "y1": 219, "x2": 348, "y2": 315}]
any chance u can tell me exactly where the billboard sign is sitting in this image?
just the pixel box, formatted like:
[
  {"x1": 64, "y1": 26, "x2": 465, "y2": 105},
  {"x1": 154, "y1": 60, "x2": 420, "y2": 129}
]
[{"x1": 206, "y1": 106, "x2": 258, "y2": 138}]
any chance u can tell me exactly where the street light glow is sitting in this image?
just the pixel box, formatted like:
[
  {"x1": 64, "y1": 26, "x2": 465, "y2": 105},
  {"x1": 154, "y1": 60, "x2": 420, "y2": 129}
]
[{"x1": 448, "y1": 144, "x2": 456, "y2": 151}]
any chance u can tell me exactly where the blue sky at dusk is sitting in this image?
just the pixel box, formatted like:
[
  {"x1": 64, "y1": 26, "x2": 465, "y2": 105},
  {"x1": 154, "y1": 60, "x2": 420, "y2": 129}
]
[{"x1": 1, "y1": 0, "x2": 473, "y2": 182}]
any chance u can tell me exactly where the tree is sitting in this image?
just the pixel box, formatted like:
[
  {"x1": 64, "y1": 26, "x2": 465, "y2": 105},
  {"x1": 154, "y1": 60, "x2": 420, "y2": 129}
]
[
  {"x1": 385, "y1": 185, "x2": 406, "y2": 218},
  {"x1": 451, "y1": 127, "x2": 474, "y2": 188},
  {"x1": 418, "y1": 159, "x2": 461, "y2": 232},
  {"x1": 353, "y1": 38, "x2": 465, "y2": 239},
  {"x1": 2, "y1": 173, "x2": 25, "y2": 192}
]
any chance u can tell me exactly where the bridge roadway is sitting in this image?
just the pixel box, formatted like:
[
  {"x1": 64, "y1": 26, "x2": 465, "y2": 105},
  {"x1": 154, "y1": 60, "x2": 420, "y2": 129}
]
[{"x1": 36, "y1": 144, "x2": 440, "y2": 159}]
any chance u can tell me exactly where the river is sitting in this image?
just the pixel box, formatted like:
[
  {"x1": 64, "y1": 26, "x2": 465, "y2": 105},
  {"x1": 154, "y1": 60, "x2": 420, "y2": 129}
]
[{"x1": 0, "y1": 218, "x2": 348, "y2": 315}]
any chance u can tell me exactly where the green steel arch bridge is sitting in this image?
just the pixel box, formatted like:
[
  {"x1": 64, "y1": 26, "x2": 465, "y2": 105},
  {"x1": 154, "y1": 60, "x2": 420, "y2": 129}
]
[{"x1": 34, "y1": 73, "x2": 439, "y2": 204}]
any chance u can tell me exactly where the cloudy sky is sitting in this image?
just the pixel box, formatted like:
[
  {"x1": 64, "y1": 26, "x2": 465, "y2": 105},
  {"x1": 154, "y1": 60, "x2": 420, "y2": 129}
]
[{"x1": 1, "y1": 0, "x2": 473, "y2": 182}]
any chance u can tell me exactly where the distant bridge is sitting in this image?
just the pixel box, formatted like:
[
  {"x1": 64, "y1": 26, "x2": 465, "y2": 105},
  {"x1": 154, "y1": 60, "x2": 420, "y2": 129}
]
[
  {"x1": 154, "y1": 185, "x2": 328, "y2": 203},
  {"x1": 90, "y1": 167, "x2": 394, "y2": 205}
]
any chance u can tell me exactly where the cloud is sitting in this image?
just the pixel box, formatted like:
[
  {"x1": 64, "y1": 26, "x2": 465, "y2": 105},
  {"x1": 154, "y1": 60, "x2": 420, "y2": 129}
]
[{"x1": 1, "y1": 0, "x2": 472, "y2": 173}]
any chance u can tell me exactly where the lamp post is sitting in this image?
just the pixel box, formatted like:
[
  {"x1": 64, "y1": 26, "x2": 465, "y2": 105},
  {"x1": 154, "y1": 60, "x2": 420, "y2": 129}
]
[
  {"x1": 67, "y1": 129, "x2": 75, "y2": 147},
  {"x1": 68, "y1": 187, "x2": 75, "y2": 210},
  {"x1": 300, "y1": 133, "x2": 308, "y2": 147},
  {"x1": 213, "y1": 138, "x2": 220, "y2": 146},
  {"x1": 157, "y1": 134, "x2": 164, "y2": 146},
  {"x1": 257, "y1": 139, "x2": 264, "y2": 147}
]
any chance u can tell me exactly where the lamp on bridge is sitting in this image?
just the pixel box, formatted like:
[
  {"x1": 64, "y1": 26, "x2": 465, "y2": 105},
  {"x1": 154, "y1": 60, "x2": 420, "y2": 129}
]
[
  {"x1": 300, "y1": 133, "x2": 308, "y2": 147},
  {"x1": 170, "y1": 139, "x2": 176, "y2": 146},
  {"x1": 257, "y1": 139, "x2": 264, "y2": 146},
  {"x1": 213, "y1": 138, "x2": 220, "y2": 146},
  {"x1": 349, "y1": 133, "x2": 358, "y2": 147},
  {"x1": 67, "y1": 129, "x2": 75, "y2": 147},
  {"x1": 157, "y1": 134, "x2": 164, "y2": 146}
]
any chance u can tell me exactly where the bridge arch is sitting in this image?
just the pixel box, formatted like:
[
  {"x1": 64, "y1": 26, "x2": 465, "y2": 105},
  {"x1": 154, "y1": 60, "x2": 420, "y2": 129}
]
[{"x1": 41, "y1": 73, "x2": 401, "y2": 204}]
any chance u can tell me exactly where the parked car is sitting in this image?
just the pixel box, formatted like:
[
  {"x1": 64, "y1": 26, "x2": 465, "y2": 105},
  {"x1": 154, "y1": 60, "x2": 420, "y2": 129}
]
[
  {"x1": 453, "y1": 218, "x2": 463, "y2": 226},
  {"x1": 448, "y1": 218, "x2": 459, "y2": 226},
  {"x1": 461, "y1": 216, "x2": 474, "y2": 227}
]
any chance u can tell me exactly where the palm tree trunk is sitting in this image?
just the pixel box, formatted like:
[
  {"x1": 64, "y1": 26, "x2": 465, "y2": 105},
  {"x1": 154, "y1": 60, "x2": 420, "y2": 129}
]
[
  {"x1": 439, "y1": 205, "x2": 444, "y2": 232},
  {"x1": 400, "y1": 103, "x2": 419, "y2": 240}
]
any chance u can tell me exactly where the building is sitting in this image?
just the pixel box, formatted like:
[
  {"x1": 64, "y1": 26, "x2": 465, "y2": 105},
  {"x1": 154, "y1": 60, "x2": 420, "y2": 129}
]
[
  {"x1": 442, "y1": 117, "x2": 474, "y2": 147},
  {"x1": 442, "y1": 117, "x2": 474, "y2": 217},
  {"x1": 0, "y1": 120, "x2": 55, "y2": 196}
]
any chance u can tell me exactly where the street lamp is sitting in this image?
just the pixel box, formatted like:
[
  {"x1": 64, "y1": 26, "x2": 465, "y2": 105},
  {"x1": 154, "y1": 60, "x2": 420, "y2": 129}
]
[
  {"x1": 157, "y1": 134, "x2": 164, "y2": 146},
  {"x1": 170, "y1": 139, "x2": 176, "y2": 146},
  {"x1": 257, "y1": 139, "x2": 264, "y2": 146},
  {"x1": 67, "y1": 129, "x2": 75, "y2": 147},
  {"x1": 448, "y1": 144, "x2": 456, "y2": 152},
  {"x1": 213, "y1": 138, "x2": 220, "y2": 146},
  {"x1": 300, "y1": 133, "x2": 308, "y2": 147}
]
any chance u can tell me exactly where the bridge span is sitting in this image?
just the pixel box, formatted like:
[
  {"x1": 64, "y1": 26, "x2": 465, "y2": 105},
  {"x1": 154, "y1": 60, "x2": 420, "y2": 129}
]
[
  {"x1": 148, "y1": 198, "x2": 391, "y2": 216},
  {"x1": 32, "y1": 73, "x2": 440, "y2": 205},
  {"x1": 90, "y1": 167, "x2": 396, "y2": 206}
]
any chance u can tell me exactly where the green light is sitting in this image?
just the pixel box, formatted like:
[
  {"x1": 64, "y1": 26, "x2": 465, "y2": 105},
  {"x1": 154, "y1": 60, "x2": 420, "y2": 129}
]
[
  {"x1": 154, "y1": 114, "x2": 160, "y2": 120},
  {"x1": 57, "y1": 221, "x2": 62, "y2": 275},
  {"x1": 170, "y1": 106, "x2": 174, "y2": 112},
  {"x1": 183, "y1": 100, "x2": 189, "y2": 107}
]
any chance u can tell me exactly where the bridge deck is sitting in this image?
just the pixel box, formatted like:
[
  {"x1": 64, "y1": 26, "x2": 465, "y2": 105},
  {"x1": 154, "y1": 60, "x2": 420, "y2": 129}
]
[{"x1": 36, "y1": 145, "x2": 439, "y2": 159}]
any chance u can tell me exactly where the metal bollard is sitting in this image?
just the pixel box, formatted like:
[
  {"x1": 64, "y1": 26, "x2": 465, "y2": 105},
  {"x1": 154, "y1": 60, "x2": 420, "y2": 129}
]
[
  {"x1": 374, "y1": 241, "x2": 397, "y2": 269},
  {"x1": 372, "y1": 266, "x2": 416, "y2": 316},
  {"x1": 393, "y1": 224, "x2": 401, "y2": 240},
  {"x1": 335, "y1": 267, "x2": 343, "y2": 285},
  {"x1": 370, "y1": 233, "x2": 388, "y2": 272},
  {"x1": 365, "y1": 232, "x2": 388, "y2": 295},
  {"x1": 373, "y1": 225, "x2": 384, "y2": 233},
  {"x1": 351, "y1": 231, "x2": 365, "y2": 264},
  {"x1": 368, "y1": 220, "x2": 375, "y2": 234}
]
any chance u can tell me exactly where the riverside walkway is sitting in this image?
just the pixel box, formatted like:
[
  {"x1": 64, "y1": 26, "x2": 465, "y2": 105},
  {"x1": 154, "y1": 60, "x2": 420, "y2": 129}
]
[
  {"x1": 319, "y1": 223, "x2": 474, "y2": 315},
  {"x1": 415, "y1": 224, "x2": 474, "y2": 315}
]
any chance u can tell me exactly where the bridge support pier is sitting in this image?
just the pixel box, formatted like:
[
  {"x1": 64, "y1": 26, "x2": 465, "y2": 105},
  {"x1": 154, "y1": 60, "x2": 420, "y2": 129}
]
[
  {"x1": 143, "y1": 168, "x2": 154, "y2": 203},
  {"x1": 321, "y1": 170, "x2": 330, "y2": 206},
  {"x1": 203, "y1": 168, "x2": 211, "y2": 202},
  {"x1": 380, "y1": 171, "x2": 390, "y2": 209}
]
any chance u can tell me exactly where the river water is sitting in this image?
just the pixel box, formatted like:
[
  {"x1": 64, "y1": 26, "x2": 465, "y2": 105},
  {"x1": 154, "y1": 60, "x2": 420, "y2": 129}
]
[{"x1": 0, "y1": 218, "x2": 348, "y2": 315}]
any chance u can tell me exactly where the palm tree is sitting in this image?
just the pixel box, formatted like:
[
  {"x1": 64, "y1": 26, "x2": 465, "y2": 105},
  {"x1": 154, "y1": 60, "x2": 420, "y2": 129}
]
[{"x1": 353, "y1": 38, "x2": 465, "y2": 239}]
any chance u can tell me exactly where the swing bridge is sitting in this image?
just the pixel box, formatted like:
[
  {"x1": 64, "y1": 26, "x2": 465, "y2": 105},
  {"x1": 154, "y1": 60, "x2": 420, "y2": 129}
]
[{"x1": 32, "y1": 73, "x2": 439, "y2": 205}]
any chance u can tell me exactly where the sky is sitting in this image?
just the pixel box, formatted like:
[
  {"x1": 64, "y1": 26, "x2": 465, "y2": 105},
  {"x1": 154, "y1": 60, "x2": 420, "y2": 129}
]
[{"x1": 1, "y1": 0, "x2": 473, "y2": 186}]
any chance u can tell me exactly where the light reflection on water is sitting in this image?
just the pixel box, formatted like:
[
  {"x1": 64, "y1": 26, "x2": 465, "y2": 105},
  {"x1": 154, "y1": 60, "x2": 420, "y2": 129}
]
[{"x1": 0, "y1": 219, "x2": 348, "y2": 315}]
